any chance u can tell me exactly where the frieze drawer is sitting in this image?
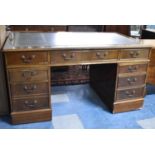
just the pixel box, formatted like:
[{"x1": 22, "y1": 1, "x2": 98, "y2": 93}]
[
  {"x1": 5, "y1": 51, "x2": 49, "y2": 66},
  {"x1": 51, "y1": 50, "x2": 118, "y2": 65},
  {"x1": 119, "y1": 49, "x2": 150, "y2": 59}
]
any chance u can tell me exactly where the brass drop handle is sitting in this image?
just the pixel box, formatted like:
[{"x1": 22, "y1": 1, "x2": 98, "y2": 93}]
[
  {"x1": 128, "y1": 65, "x2": 138, "y2": 72},
  {"x1": 21, "y1": 54, "x2": 36, "y2": 63},
  {"x1": 96, "y1": 52, "x2": 108, "y2": 59},
  {"x1": 127, "y1": 77, "x2": 137, "y2": 84},
  {"x1": 24, "y1": 100, "x2": 38, "y2": 107},
  {"x1": 62, "y1": 53, "x2": 75, "y2": 60},
  {"x1": 130, "y1": 51, "x2": 140, "y2": 58},
  {"x1": 24, "y1": 85, "x2": 37, "y2": 93},
  {"x1": 125, "y1": 90, "x2": 136, "y2": 97},
  {"x1": 22, "y1": 70, "x2": 37, "y2": 78}
]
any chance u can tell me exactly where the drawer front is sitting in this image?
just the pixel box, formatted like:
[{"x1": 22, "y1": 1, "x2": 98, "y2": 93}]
[
  {"x1": 113, "y1": 99, "x2": 144, "y2": 113},
  {"x1": 5, "y1": 52, "x2": 49, "y2": 66},
  {"x1": 118, "y1": 63, "x2": 148, "y2": 74},
  {"x1": 116, "y1": 87, "x2": 144, "y2": 101},
  {"x1": 51, "y1": 51, "x2": 79, "y2": 64},
  {"x1": 119, "y1": 49, "x2": 149, "y2": 59},
  {"x1": 12, "y1": 96, "x2": 49, "y2": 112},
  {"x1": 51, "y1": 50, "x2": 119, "y2": 65},
  {"x1": 10, "y1": 82, "x2": 49, "y2": 97},
  {"x1": 117, "y1": 74, "x2": 146, "y2": 88},
  {"x1": 8, "y1": 68, "x2": 49, "y2": 83},
  {"x1": 89, "y1": 50, "x2": 118, "y2": 61}
]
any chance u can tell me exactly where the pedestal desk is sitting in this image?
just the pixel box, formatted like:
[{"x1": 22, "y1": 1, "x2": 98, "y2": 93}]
[{"x1": 2, "y1": 32, "x2": 152, "y2": 124}]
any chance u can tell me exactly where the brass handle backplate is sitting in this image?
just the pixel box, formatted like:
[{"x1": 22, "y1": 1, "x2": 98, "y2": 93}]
[
  {"x1": 23, "y1": 85, "x2": 37, "y2": 93},
  {"x1": 21, "y1": 55, "x2": 36, "y2": 63},
  {"x1": 130, "y1": 51, "x2": 140, "y2": 58},
  {"x1": 128, "y1": 65, "x2": 138, "y2": 72},
  {"x1": 62, "y1": 53, "x2": 75, "y2": 60},
  {"x1": 127, "y1": 77, "x2": 137, "y2": 84},
  {"x1": 125, "y1": 90, "x2": 136, "y2": 97},
  {"x1": 96, "y1": 52, "x2": 108, "y2": 59},
  {"x1": 24, "y1": 100, "x2": 38, "y2": 107}
]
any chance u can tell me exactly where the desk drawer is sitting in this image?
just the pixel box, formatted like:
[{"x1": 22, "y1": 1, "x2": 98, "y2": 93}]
[
  {"x1": 89, "y1": 50, "x2": 118, "y2": 61},
  {"x1": 12, "y1": 96, "x2": 49, "y2": 112},
  {"x1": 51, "y1": 50, "x2": 118, "y2": 65},
  {"x1": 119, "y1": 49, "x2": 149, "y2": 59},
  {"x1": 5, "y1": 51, "x2": 49, "y2": 66},
  {"x1": 116, "y1": 87, "x2": 144, "y2": 101},
  {"x1": 10, "y1": 82, "x2": 49, "y2": 97},
  {"x1": 8, "y1": 68, "x2": 49, "y2": 83},
  {"x1": 113, "y1": 99, "x2": 144, "y2": 113},
  {"x1": 51, "y1": 51, "x2": 79, "y2": 64},
  {"x1": 118, "y1": 63, "x2": 148, "y2": 74},
  {"x1": 117, "y1": 74, "x2": 146, "y2": 88}
]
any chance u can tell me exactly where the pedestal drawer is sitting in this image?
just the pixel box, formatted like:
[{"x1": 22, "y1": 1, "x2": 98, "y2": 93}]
[
  {"x1": 116, "y1": 87, "x2": 144, "y2": 101},
  {"x1": 113, "y1": 98, "x2": 144, "y2": 113},
  {"x1": 119, "y1": 49, "x2": 150, "y2": 59},
  {"x1": 117, "y1": 74, "x2": 146, "y2": 88},
  {"x1": 10, "y1": 82, "x2": 49, "y2": 97},
  {"x1": 12, "y1": 96, "x2": 50, "y2": 112},
  {"x1": 8, "y1": 67, "x2": 49, "y2": 83},
  {"x1": 5, "y1": 51, "x2": 49, "y2": 66},
  {"x1": 118, "y1": 63, "x2": 148, "y2": 74}
]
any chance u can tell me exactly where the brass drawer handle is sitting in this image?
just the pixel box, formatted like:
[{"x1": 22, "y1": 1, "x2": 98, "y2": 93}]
[
  {"x1": 23, "y1": 85, "x2": 37, "y2": 93},
  {"x1": 130, "y1": 51, "x2": 140, "y2": 58},
  {"x1": 24, "y1": 100, "x2": 38, "y2": 108},
  {"x1": 96, "y1": 52, "x2": 108, "y2": 59},
  {"x1": 21, "y1": 54, "x2": 36, "y2": 63},
  {"x1": 127, "y1": 77, "x2": 137, "y2": 84},
  {"x1": 62, "y1": 53, "x2": 75, "y2": 60},
  {"x1": 125, "y1": 90, "x2": 136, "y2": 97},
  {"x1": 128, "y1": 65, "x2": 138, "y2": 72},
  {"x1": 22, "y1": 71, "x2": 37, "y2": 78}
]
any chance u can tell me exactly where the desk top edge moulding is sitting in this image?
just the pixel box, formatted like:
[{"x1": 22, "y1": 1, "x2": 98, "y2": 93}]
[
  {"x1": 1, "y1": 32, "x2": 153, "y2": 124},
  {"x1": 3, "y1": 32, "x2": 151, "y2": 51}
]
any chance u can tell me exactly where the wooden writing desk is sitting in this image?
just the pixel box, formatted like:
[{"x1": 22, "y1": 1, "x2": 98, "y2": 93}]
[{"x1": 2, "y1": 32, "x2": 152, "y2": 124}]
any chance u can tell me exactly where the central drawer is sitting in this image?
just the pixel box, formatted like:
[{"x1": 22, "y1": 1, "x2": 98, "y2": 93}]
[
  {"x1": 116, "y1": 87, "x2": 144, "y2": 101},
  {"x1": 51, "y1": 50, "x2": 118, "y2": 65},
  {"x1": 5, "y1": 51, "x2": 49, "y2": 66},
  {"x1": 8, "y1": 67, "x2": 49, "y2": 83},
  {"x1": 117, "y1": 74, "x2": 146, "y2": 88},
  {"x1": 10, "y1": 82, "x2": 49, "y2": 97},
  {"x1": 119, "y1": 49, "x2": 150, "y2": 59},
  {"x1": 12, "y1": 96, "x2": 50, "y2": 112}
]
